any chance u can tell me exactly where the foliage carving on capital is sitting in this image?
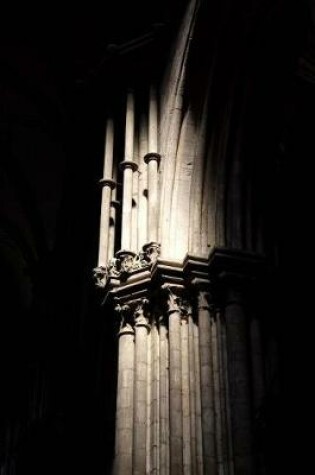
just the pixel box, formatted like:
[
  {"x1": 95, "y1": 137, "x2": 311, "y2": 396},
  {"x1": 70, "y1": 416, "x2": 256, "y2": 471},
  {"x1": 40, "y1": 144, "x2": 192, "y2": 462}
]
[
  {"x1": 115, "y1": 302, "x2": 134, "y2": 333},
  {"x1": 180, "y1": 300, "x2": 192, "y2": 322},
  {"x1": 134, "y1": 298, "x2": 150, "y2": 327},
  {"x1": 163, "y1": 285, "x2": 182, "y2": 315},
  {"x1": 197, "y1": 289, "x2": 214, "y2": 311}
]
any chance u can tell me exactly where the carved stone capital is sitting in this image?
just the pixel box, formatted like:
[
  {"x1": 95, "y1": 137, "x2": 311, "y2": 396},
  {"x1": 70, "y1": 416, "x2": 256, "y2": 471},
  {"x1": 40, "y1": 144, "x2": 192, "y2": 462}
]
[
  {"x1": 133, "y1": 298, "x2": 150, "y2": 329},
  {"x1": 142, "y1": 241, "x2": 160, "y2": 264},
  {"x1": 162, "y1": 285, "x2": 183, "y2": 315},
  {"x1": 115, "y1": 303, "x2": 134, "y2": 335},
  {"x1": 180, "y1": 300, "x2": 193, "y2": 322},
  {"x1": 197, "y1": 289, "x2": 214, "y2": 311}
]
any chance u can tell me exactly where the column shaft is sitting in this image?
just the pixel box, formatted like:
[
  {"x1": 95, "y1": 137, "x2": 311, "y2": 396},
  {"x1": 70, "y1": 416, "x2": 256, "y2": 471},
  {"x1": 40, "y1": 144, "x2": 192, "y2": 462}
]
[
  {"x1": 108, "y1": 166, "x2": 118, "y2": 261},
  {"x1": 188, "y1": 315, "x2": 197, "y2": 474},
  {"x1": 146, "y1": 328, "x2": 152, "y2": 474},
  {"x1": 147, "y1": 158, "x2": 158, "y2": 243},
  {"x1": 169, "y1": 308, "x2": 183, "y2": 474},
  {"x1": 98, "y1": 118, "x2": 115, "y2": 266},
  {"x1": 149, "y1": 85, "x2": 158, "y2": 153},
  {"x1": 150, "y1": 320, "x2": 159, "y2": 473},
  {"x1": 133, "y1": 323, "x2": 148, "y2": 475},
  {"x1": 98, "y1": 184, "x2": 112, "y2": 266},
  {"x1": 138, "y1": 113, "x2": 148, "y2": 248},
  {"x1": 198, "y1": 290, "x2": 216, "y2": 473},
  {"x1": 212, "y1": 311, "x2": 224, "y2": 474},
  {"x1": 225, "y1": 288, "x2": 252, "y2": 474},
  {"x1": 250, "y1": 316, "x2": 265, "y2": 412},
  {"x1": 217, "y1": 312, "x2": 231, "y2": 473},
  {"x1": 115, "y1": 327, "x2": 135, "y2": 475},
  {"x1": 125, "y1": 92, "x2": 135, "y2": 161},
  {"x1": 181, "y1": 316, "x2": 191, "y2": 474},
  {"x1": 159, "y1": 319, "x2": 170, "y2": 475},
  {"x1": 220, "y1": 313, "x2": 235, "y2": 474},
  {"x1": 194, "y1": 320, "x2": 204, "y2": 475},
  {"x1": 121, "y1": 166, "x2": 133, "y2": 250}
]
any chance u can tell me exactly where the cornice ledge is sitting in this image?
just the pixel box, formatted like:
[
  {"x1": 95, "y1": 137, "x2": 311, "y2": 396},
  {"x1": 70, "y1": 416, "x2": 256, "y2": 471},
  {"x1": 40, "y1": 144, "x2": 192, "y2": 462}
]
[{"x1": 208, "y1": 246, "x2": 268, "y2": 282}]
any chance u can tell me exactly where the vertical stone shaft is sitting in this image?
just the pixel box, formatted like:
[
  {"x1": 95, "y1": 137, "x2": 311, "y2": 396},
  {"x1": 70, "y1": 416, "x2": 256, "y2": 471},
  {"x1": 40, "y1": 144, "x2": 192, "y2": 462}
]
[
  {"x1": 159, "y1": 317, "x2": 170, "y2": 475},
  {"x1": 216, "y1": 311, "x2": 230, "y2": 473},
  {"x1": 146, "y1": 327, "x2": 152, "y2": 474},
  {"x1": 133, "y1": 305, "x2": 149, "y2": 475},
  {"x1": 131, "y1": 135, "x2": 139, "y2": 253},
  {"x1": 125, "y1": 91, "x2": 135, "y2": 161},
  {"x1": 121, "y1": 164, "x2": 134, "y2": 250},
  {"x1": 188, "y1": 314, "x2": 197, "y2": 474},
  {"x1": 120, "y1": 91, "x2": 137, "y2": 251},
  {"x1": 98, "y1": 184, "x2": 112, "y2": 266},
  {"x1": 138, "y1": 113, "x2": 148, "y2": 248},
  {"x1": 194, "y1": 320, "x2": 204, "y2": 475},
  {"x1": 108, "y1": 166, "x2": 118, "y2": 260},
  {"x1": 145, "y1": 156, "x2": 159, "y2": 243},
  {"x1": 212, "y1": 310, "x2": 224, "y2": 474},
  {"x1": 181, "y1": 313, "x2": 191, "y2": 474},
  {"x1": 167, "y1": 291, "x2": 183, "y2": 474},
  {"x1": 115, "y1": 321, "x2": 135, "y2": 475},
  {"x1": 220, "y1": 313, "x2": 235, "y2": 474},
  {"x1": 98, "y1": 119, "x2": 115, "y2": 266},
  {"x1": 145, "y1": 85, "x2": 160, "y2": 244},
  {"x1": 149, "y1": 85, "x2": 158, "y2": 153},
  {"x1": 250, "y1": 315, "x2": 265, "y2": 412},
  {"x1": 198, "y1": 289, "x2": 216, "y2": 473},
  {"x1": 225, "y1": 286, "x2": 252, "y2": 474},
  {"x1": 150, "y1": 319, "x2": 159, "y2": 473}
]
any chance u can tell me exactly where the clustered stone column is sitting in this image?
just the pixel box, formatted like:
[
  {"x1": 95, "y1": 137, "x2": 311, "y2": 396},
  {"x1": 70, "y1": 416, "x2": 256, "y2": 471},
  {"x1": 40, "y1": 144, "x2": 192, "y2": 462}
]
[
  {"x1": 109, "y1": 256, "x2": 263, "y2": 474},
  {"x1": 95, "y1": 90, "x2": 262, "y2": 475}
]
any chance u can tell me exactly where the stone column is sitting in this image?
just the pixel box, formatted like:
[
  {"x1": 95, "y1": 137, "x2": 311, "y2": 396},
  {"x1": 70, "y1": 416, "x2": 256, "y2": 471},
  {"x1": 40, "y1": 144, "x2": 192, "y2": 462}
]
[
  {"x1": 212, "y1": 309, "x2": 224, "y2": 474},
  {"x1": 150, "y1": 316, "x2": 159, "y2": 473},
  {"x1": 131, "y1": 135, "x2": 139, "y2": 253},
  {"x1": 138, "y1": 112, "x2": 148, "y2": 249},
  {"x1": 219, "y1": 312, "x2": 234, "y2": 474},
  {"x1": 108, "y1": 165, "x2": 119, "y2": 261},
  {"x1": 98, "y1": 118, "x2": 115, "y2": 267},
  {"x1": 144, "y1": 85, "x2": 160, "y2": 246},
  {"x1": 165, "y1": 286, "x2": 183, "y2": 474},
  {"x1": 197, "y1": 288, "x2": 216, "y2": 474},
  {"x1": 194, "y1": 318, "x2": 203, "y2": 475},
  {"x1": 250, "y1": 314, "x2": 265, "y2": 413},
  {"x1": 144, "y1": 152, "x2": 160, "y2": 244},
  {"x1": 133, "y1": 300, "x2": 150, "y2": 475},
  {"x1": 181, "y1": 306, "x2": 191, "y2": 475},
  {"x1": 114, "y1": 304, "x2": 135, "y2": 475},
  {"x1": 224, "y1": 278, "x2": 253, "y2": 475},
  {"x1": 120, "y1": 91, "x2": 138, "y2": 251},
  {"x1": 148, "y1": 85, "x2": 158, "y2": 153},
  {"x1": 159, "y1": 314, "x2": 170, "y2": 475},
  {"x1": 188, "y1": 311, "x2": 197, "y2": 474}
]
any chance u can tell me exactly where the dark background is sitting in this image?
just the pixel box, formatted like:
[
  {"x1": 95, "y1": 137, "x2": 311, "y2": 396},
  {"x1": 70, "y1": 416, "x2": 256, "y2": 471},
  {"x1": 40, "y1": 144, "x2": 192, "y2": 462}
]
[{"x1": 0, "y1": 1, "x2": 313, "y2": 473}]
